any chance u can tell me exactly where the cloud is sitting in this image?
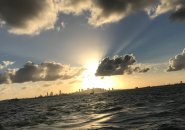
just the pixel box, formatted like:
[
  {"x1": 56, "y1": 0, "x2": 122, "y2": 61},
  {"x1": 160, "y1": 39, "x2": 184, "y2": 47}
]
[
  {"x1": 88, "y1": 0, "x2": 154, "y2": 26},
  {"x1": 170, "y1": 7, "x2": 185, "y2": 22},
  {"x1": 2, "y1": 61, "x2": 15, "y2": 67},
  {"x1": 0, "y1": 61, "x2": 84, "y2": 84},
  {"x1": 0, "y1": 60, "x2": 15, "y2": 69},
  {"x1": 95, "y1": 55, "x2": 149, "y2": 76},
  {"x1": 56, "y1": 21, "x2": 65, "y2": 32},
  {"x1": 58, "y1": 0, "x2": 91, "y2": 15},
  {"x1": 167, "y1": 48, "x2": 185, "y2": 72},
  {"x1": 1, "y1": 0, "x2": 185, "y2": 35},
  {"x1": 126, "y1": 66, "x2": 150, "y2": 75},
  {"x1": 58, "y1": 0, "x2": 185, "y2": 26},
  {"x1": 0, "y1": 0, "x2": 91, "y2": 35},
  {"x1": 0, "y1": 0, "x2": 58, "y2": 35},
  {"x1": 152, "y1": 0, "x2": 185, "y2": 22},
  {"x1": 0, "y1": 72, "x2": 11, "y2": 84}
]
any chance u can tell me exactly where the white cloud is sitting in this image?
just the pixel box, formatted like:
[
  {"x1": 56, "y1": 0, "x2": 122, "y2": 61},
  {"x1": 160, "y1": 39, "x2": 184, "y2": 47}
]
[
  {"x1": 0, "y1": 60, "x2": 15, "y2": 70},
  {"x1": 167, "y1": 48, "x2": 185, "y2": 72}
]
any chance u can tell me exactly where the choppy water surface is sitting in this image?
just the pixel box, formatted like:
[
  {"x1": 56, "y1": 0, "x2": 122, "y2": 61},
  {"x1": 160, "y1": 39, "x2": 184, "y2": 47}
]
[{"x1": 0, "y1": 86, "x2": 185, "y2": 130}]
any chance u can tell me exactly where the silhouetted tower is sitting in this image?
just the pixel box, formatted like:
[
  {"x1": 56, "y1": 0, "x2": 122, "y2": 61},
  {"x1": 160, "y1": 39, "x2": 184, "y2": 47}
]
[
  {"x1": 59, "y1": 90, "x2": 62, "y2": 95},
  {"x1": 50, "y1": 92, "x2": 53, "y2": 96},
  {"x1": 47, "y1": 92, "x2": 49, "y2": 97}
]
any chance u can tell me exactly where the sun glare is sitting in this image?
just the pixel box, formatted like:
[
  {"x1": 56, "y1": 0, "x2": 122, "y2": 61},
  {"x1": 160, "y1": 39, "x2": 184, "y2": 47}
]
[{"x1": 82, "y1": 60, "x2": 115, "y2": 90}]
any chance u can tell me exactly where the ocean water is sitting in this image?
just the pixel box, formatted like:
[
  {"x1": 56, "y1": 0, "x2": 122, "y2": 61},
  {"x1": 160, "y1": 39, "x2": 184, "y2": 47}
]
[{"x1": 0, "y1": 85, "x2": 185, "y2": 130}]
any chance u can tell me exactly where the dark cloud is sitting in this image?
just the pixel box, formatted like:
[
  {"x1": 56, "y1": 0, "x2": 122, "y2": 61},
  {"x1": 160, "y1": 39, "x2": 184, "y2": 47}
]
[
  {"x1": 154, "y1": 0, "x2": 185, "y2": 22},
  {"x1": 0, "y1": 61, "x2": 84, "y2": 84},
  {"x1": 141, "y1": 68, "x2": 150, "y2": 73},
  {"x1": 95, "y1": 55, "x2": 149, "y2": 76},
  {"x1": 89, "y1": 0, "x2": 154, "y2": 26},
  {"x1": 126, "y1": 66, "x2": 150, "y2": 74},
  {"x1": 0, "y1": 0, "x2": 45, "y2": 27},
  {"x1": 0, "y1": 0, "x2": 185, "y2": 35},
  {"x1": 95, "y1": 0, "x2": 152, "y2": 15},
  {"x1": 163, "y1": 0, "x2": 185, "y2": 22},
  {"x1": 0, "y1": 0, "x2": 57, "y2": 35},
  {"x1": 167, "y1": 48, "x2": 185, "y2": 72},
  {"x1": 170, "y1": 8, "x2": 185, "y2": 22},
  {"x1": 67, "y1": 0, "x2": 185, "y2": 25}
]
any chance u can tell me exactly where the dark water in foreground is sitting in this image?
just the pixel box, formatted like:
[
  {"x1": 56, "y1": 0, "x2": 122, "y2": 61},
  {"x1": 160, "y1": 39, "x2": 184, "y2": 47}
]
[{"x1": 0, "y1": 85, "x2": 185, "y2": 130}]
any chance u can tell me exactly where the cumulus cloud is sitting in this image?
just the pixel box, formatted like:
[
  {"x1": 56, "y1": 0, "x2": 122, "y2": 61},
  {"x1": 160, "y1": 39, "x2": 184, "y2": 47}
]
[
  {"x1": 126, "y1": 66, "x2": 150, "y2": 75},
  {"x1": 2, "y1": 61, "x2": 15, "y2": 67},
  {"x1": 0, "y1": 61, "x2": 84, "y2": 84},
  {"x1": 88, "y1": 0, "x2": 154, "y2": 26},
  {"x1": 0, "y1": 60, "x2": 15, "y2": 69},
  {"x1": 152, "y1": 0, "x2": 185, "y2": 22},
  {"x1": 1, "y1": 0, "x2": 185, "y2": 35},
  {"x1": 57, "y1": 0, "x2": 185, "y2": 26},
  {"x1": 95, "y1": 55, "x2": 150, "y2": 76},
  {"x1": 58, "y1": 0, "x2": 91, "y2": 15},
  {"x1": 170, "y1": 7, "x2": 185, "y2": 22},
  {"x1": 167, "y1": 48, "x2": 185, "y2": 72},
  {"x1": 0, "y1": 0, "x2": 58, "y2": 35},
  {"x1": 0, "y1": 0, "x2": 91, "y2": 35}
]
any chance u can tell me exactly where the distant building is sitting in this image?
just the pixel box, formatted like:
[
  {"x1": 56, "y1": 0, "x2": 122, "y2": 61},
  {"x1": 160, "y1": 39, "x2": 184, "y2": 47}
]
[
  {"x1": 76, "y1": 88, "x2": 107, "y2": 94},
  {"x1": 39, "y1": 95, "x2": 43, "y2": 98},
  {"x1": 59, "y1": 90, "x2": 62, "y2": 95},
  {"x1": 50, "y1": 92, "x2": 53, "y2": 96}
]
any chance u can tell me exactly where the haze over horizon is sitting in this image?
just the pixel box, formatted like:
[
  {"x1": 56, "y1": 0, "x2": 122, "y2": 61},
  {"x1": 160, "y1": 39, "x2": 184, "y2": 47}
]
[{"x1": 0, "y1": 0, "x2": 185, "y2": 100}]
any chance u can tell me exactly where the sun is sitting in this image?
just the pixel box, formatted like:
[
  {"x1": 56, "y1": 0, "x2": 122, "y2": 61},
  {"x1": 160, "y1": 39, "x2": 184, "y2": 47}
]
[{"x1": 81, "y1": 59, "x2": 115, "y2": 90}]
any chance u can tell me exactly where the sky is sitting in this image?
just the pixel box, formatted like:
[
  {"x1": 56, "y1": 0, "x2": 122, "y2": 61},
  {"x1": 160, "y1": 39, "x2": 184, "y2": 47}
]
[{"x1": 0, "y1": 0, "x2": 185, "y2": 100}]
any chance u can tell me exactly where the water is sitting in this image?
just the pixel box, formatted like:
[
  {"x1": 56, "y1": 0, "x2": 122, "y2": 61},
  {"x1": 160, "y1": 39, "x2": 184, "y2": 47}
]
[{"x1": 0, "y1": 86, "x2": 185, "y2": 130}]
